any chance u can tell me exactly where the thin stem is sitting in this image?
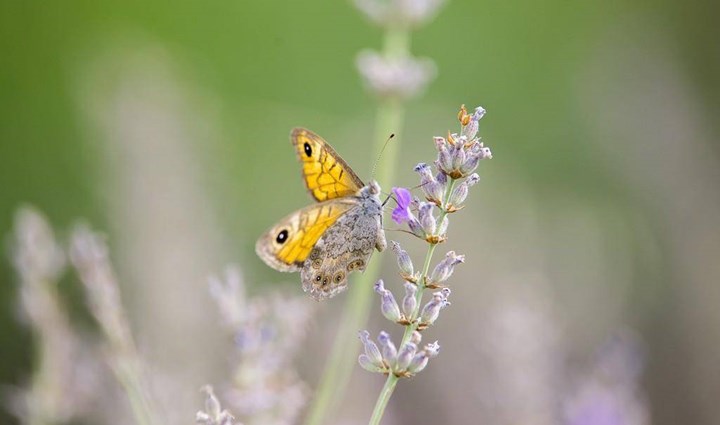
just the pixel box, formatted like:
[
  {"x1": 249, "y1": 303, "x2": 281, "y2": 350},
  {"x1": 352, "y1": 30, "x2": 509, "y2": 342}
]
[
  {"x1": 367, "y1": 178, "x2": 458, "y2": 424},
  {"x1": 369, "y1": 374, "x2": 399, "y2": 425},
  {"x1": 303, "y1": 25, "x2": 411, "y2": 425}
]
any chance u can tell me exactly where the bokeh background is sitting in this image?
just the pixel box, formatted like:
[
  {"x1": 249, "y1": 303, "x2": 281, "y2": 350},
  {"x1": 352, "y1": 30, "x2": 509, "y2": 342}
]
[{"x1": 1, "y1": 0, "x2": 719, "y2": 424}]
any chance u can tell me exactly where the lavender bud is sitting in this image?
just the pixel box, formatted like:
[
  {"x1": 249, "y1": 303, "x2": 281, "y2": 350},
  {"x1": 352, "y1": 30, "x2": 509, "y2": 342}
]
[
  {"x1": 424, "y1": 340, "x2": 441, "y2": 357},
  {"x1": 447, "y1": 180, "x2": 469, "y2": 207},
  {"x1": 478, "y1": 143, "x2": 492, "y2": 159},
  {"x1": 374, "y1": 279, "x2": 402, "y2": 322},
  {"x1": 359, "y1": 330, "x2": 383, "y2": 366},
  {"x1": 466, "y1": 173, "x2": 480, "y2": 186},
  {"x1": 419, "y1": 288, "x2": 451, "y2": 326},
  {"x1": 429, "y1": 251, "x2": 465, "y2": 284},
  {"x1": 436, "y1": 170, "x2": 447, "y2": 185},
  {"x1": 418, "y1": 202, "x2": 437, "y2": 235},
  {"x1": 472, "y1": 106, "x2": 486, "y2": 121},
  {"x1": 407, "y1": 215, "x2": 426, "y2": 239},
  {"x1": 390, "y1": 241, "x2": 414, "y2": 277},
  {"x1": 459, "y1": 153, "x2": 480, "y2": 175},
  {"x1": 359, "y1": 354, "x2": 385, "y2": 373},
  {"x1": 402, "y1": 282, "x2": 418, "y2": 318},
  {"x1": 396, "y1": 341, "x2": 417, "y2": 371},
  {"x1": 461, "y1": 115, "x2": 479, "y2": 140},
  {"x1": 407, "y1": 352, "x2": 429, "y2": 374},
  {"x1": 435, "y1": 138, "x2": 453, "y2": 173},
  {"x1": 451, "y1": 143, "x2": 466, "y2": 170},
  {"x1": 419, "y1": 293, "x2": 443, "y2": 325},
  {"x1": 378, "y1": 331, "x2": 398, "y2": 364},
  {"x1": 415, "y1": 162, "x2": 444, "y2": 203},
  {"x1": 410, "y1": 330, "x2": 422, "y2": 345}
]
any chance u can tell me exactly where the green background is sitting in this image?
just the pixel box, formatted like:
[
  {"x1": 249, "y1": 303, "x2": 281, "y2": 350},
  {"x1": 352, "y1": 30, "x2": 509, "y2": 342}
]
[{"x1": 1, "y1": 0, "x2": 718, "y2": 424}]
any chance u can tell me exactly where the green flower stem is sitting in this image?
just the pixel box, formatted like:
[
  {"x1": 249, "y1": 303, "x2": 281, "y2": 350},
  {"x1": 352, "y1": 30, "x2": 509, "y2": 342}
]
[
  {"x1": 368, "y1": 373, "x2": 399, "y2": 425},
  {"x1": 368, "y1": 178, "x2": 457, "y2": 425},
  {"x1": 303, "y1": 26, "x2": 411, "y2": 425}
]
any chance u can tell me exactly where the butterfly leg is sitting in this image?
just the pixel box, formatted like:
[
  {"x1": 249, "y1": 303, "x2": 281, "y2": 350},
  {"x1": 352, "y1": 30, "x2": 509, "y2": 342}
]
[{"x1": 375, "y1": 229, "x2": 387, "y2": 252}]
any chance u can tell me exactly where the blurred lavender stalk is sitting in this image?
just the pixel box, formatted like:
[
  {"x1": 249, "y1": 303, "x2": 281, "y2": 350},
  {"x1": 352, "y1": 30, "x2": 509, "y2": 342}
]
[
  {"x1": 305, "y1": 2, "x2": 442, "y2": 424},
  {"x1": 205, "y1": 267, "x2": 314, "y2": 425},
  {"x1": 69, "y1": 224, "x2": 160, "y2": 425},
  {"x1": 78, "y1": 44, "x2": 230, "y2": 419},
  {"x1": 475, "y1": 281, "x2": 563, "y2": 425},
  {"x1": 8, "y1": 207, "x2": 97, "y2": 424},
  {"x1": 563, "y1": 331, "x2": 650, "y2": 425}
]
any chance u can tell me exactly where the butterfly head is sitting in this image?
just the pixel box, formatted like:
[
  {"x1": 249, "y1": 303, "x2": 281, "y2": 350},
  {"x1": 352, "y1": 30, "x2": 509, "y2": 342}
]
[{"x1": 363, "y1": 180, "x2": 381, "y2": 196}]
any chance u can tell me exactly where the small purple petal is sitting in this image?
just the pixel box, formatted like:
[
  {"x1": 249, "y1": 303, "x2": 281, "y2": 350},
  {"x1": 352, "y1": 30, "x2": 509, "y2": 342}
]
[{"x1": 391, "y1": 187, "x2": 413, "y2": 224}]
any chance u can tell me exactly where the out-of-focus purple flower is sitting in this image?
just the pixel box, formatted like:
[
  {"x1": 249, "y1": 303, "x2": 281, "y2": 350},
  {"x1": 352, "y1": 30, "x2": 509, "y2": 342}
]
[{"x1": 391, "y1": 187, "x2": 413, "y2": 224}]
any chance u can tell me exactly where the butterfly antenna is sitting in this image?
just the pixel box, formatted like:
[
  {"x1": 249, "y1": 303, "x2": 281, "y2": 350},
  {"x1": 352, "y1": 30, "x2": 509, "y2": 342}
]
[
  {"x1": 381, "y1": 192, "x2": 396, "y2": 207},
  {"x1": 370, "y1": 133, "x2": 395, "y2": 181}
]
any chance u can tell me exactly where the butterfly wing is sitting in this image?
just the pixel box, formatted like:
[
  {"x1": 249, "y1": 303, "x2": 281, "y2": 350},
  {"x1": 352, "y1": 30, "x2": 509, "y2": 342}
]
[
  {"x1": 255, "y1": 198, "x2": 359, "y2": 272},
  {"x1": 291, "y1": 128, "x2": 365, "y2": 202},
  {"x1": 301, "y1": 196, "x2": 386, "y2": 301}
]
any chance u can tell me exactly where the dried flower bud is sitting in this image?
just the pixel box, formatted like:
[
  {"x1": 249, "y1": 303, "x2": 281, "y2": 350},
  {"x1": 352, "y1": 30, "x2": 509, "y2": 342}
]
[
  {"x1": 458, "y1": 104, "x2": 470, "y2": 126},
  {"x1": 396, "y1": 341, "x2": 417, "y2": 371},
  {"x1": 410, "y1": 330, "x2": 422, "y2": 345},
  {"x1": 402, "y1": 282, "x2": 418, "y2": 318},
  {"x1": 390, "y1": 241, "x2": 414, "y2": 278},
  {"x1": 374, "y1": 280, "x2": 402, "y2": 322},
  {"x1": 378, "y1": 331, "x2": 398, "y2": 364},
  {"x1": 359, "y1": 330, "x2": 383, "y2": 366},
  {"x1": 429, "y1": 251, "x2": 465, "y2": 284}
]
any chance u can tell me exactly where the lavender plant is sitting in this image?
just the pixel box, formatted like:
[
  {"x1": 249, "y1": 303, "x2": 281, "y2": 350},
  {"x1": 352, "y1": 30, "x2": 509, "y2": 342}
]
[
  {"x1": 69, "y1": 224, "x2": 161, "y2": 425},
  {"x1": 360, "y1": 105, "x2": 492, "y2": 424},
  {"x1": 202, "y1": 267, "x2": 313, "y2": 425},
  {"x1": 306, "y1": 1, "x2": 444, "y2": 423},
  {"x1": 9, "y1": 207, "x2": 98, "y2": 424}
]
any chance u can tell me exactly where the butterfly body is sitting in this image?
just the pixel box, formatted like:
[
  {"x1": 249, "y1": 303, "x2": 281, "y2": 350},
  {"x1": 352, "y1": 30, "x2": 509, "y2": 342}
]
[{"x1": 256, "y1": 129, "x2": 386, "y2": 301}]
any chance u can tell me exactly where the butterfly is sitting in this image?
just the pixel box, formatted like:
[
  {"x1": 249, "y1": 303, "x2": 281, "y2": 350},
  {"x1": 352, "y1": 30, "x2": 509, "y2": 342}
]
[{"x1": 255, "y1": 128, "x2": 387, "y2": 301}]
